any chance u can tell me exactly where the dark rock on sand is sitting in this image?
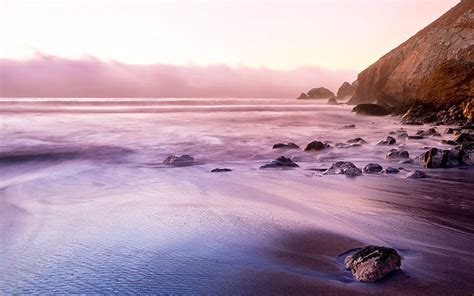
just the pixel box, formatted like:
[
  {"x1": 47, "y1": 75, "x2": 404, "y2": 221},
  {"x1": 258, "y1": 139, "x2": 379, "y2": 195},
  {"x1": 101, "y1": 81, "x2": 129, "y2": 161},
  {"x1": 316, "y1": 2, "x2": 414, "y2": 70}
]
[
  {"x1": 260, "y1": 156, "x2": 299, "y2": 169},
  {"x1": 163, "y1": 155, "x2": 195, "y2": 166},
  {"x1": 273, "y1": 143, "x2": 300, "y2": 149},
  {"x1": 384, "y1": 167, "x2": 400, "y2": 174},
  {"x1": 327, "y1": 97, "x2": 338, "y2": 105},
  {"x1": 352, "y1": 104, "x2": 390, "y2": 116},
  {"x1": 363, "y1": 163, "x2": 383, "y2": 174},
  {"x1": 377, "y1": 136, "x2": 396, "y2": 146},
  {"x1": 385, "y1": 149, "x2": 409, "y2": 160},
  {"x1": 324, "y1": 162, "x2": 362, "y2": 176},
  {"x1": 406, "y1": 170, "x2": 428, "y2": 179},
  {"x1": 347, "y1": 137, "x2": 367, "y2": 144},
  {"x1": 210, "y1": 168, "x2": 232, "y2": 172},
  {"x1": 345, "y1": 245, "x2": 401, "y2": 283},
  {"x1": 304, "y1": 141, "x2": 330, "y2": 151}
]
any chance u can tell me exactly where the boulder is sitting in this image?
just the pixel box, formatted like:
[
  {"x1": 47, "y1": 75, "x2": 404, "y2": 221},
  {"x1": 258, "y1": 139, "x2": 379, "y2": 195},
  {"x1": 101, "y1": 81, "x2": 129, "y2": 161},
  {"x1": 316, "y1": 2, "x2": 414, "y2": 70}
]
[
  {"x1": 352, "y1": 104, "x2": 390, "y2": 116},
  {"x1": 304, "y1": 141, "x2": 330, "y2": 151},
  {"x1": 384, "y1": 167, "x2": 400, "y2": 174},
  {"x1": 363, "y1": 163, "x2": 383, "y2": 173},
  {"x1": 210, "y1": 168, "x2": 232, "y2": 172},
  {"x1": 423, "y1": 147, "x2": 461, "y2": 168},
  {"x1": 337, "y1": 81, "x2": 356, "y2": 98},
  {"x1": 406, "y1": 170, "x2": 428, "y2": 179},
  {"x1": 385, "y1": 149, "x2": 409, "y2": 160},
  {"x1": 323, "y1": 162, "x2": 362, "y2": 176},
  {"x1": 377, "y1": 136, "x2": 396, "y2": 146},
  {"x1": 260, "y1": 156, "x2": 299, "y2": 169},
  {"x1": 273, "y1": 143, "x2": 300, "y2": 149},
  {"x1": 163, "y1": 155, "x2": 195, "y2": 166},
  {"x1": 345, "y1": 245, "x2": 401, "y2": 283}
]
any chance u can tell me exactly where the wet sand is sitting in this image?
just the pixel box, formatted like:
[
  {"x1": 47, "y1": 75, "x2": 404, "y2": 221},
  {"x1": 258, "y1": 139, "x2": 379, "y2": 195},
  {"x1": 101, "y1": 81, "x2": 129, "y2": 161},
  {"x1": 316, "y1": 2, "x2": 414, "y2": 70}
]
[{"x1": 1, "y1": 98, "x2": 473, "y2": 294}]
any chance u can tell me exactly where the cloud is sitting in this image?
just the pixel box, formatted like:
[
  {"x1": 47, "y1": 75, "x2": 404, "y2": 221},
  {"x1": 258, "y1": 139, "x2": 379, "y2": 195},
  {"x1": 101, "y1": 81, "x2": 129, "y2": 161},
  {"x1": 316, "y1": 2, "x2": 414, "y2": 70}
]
[{"x1": 0, "y1": 55, "x2": 356, "y2": 98}]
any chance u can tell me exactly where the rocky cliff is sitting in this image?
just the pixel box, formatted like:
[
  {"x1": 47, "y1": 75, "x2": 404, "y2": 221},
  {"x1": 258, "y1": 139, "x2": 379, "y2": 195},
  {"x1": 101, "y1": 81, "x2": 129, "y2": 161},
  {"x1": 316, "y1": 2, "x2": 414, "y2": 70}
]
[{"x1": 349, "y1": 0, "x2": 474, "y2": 115}]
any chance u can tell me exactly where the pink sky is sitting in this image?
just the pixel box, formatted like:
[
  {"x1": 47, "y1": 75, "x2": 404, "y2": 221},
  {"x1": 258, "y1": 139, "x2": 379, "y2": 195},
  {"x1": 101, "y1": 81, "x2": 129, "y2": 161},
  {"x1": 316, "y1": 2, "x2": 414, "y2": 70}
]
[{"x1": 0, "y1": 0, "x2": 460, "y2": 97}]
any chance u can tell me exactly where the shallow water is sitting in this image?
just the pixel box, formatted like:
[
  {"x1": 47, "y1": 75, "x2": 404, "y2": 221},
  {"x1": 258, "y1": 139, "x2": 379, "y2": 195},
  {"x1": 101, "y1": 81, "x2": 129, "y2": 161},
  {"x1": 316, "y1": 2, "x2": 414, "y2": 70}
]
[{"x1": 1, "y1": 98, "x2": 473, "y2": 294}]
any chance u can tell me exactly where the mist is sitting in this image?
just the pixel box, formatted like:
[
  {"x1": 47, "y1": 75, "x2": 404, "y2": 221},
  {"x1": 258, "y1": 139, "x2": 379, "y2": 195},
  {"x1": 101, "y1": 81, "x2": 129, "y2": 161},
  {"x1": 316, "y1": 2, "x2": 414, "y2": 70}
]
[{"x1": 0, "y1": 55, "x2": 356, "y2": 98}]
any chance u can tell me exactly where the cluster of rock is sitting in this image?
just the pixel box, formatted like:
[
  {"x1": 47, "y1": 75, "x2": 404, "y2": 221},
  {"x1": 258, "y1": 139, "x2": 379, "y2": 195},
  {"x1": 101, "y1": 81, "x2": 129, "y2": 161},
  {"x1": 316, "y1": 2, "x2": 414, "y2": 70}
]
[
  {"x1": 345, "y1": 245, "x2": 402, "y2": 282},
  {"x1": 401, "y1": 101, "x2": 473, "y2": 126},
  {"x1": 296, "y1": 87, "x2": 335, "y2": 100},
  {"x1": 422, "y1": 133, "x2": 474, "y2": 168}
]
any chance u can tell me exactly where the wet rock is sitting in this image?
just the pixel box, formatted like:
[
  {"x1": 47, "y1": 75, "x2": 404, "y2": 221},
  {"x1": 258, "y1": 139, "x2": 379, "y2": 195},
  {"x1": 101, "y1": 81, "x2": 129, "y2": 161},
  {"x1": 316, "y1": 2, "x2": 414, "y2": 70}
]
[
  {"x1": 363, "y1": 163, "x2": 383, "y2": 174},
  {"x1": 347, "y1": 137, "x2": 367, "y2": 144},
  {"x1": 384, "y1": 167, "x2": 400, "y2": 174},
  {"x1": 163, "y1": 155, "x2": 195, "y2": 166},
  {"x1": 335, "y1": 143, "x2": 362, "y2": 149},
  {"x1": 345, "y1": 245, "x2": 401, "y2": 283},
  {"x1": 407, "y1": 135, "x2": 424, "y2": 140},
  {"x1": 392, "y1": 129, "x2": 408, "y2": 139},
  {"x1": 406, "y1": 170, "x2": 427, "y2": 179},
  {"x1": 423, "y1": 147, "x2": 461, "y2": 168},
  {"x1": 260, "y1": 156, "x2": 299, "y2": 169},
  {"x1": 377, "y1": 136, "x2": 396, "y2": 146},
  {"x1": 304, "y1": 141, "x2": 330, "y2": 151},
  {"x1": 352, "y1": 104, "x2": 390, "y2": 116},
  {"x1": 327, "y1": 97, "x2": 338, "y2": 105},
  {"x1": 442, "y1": 140, "x2": 456, "y2": 145},
  {"x1": 454, "y1": 133, "x2": 474, "y2": 144},
  {"x1": 323, "y1": 161, "x2": 362, "y2": 176},
  {"x1": 459, "y1": 143, "x2": 474, "y2": 165},
  {"x1": 273, "y1": 143, "x2": 300, "y2": 149},
  {"x1": 210, "y1": 168, "x2": 232, "y2": 172},
  {"x1": 445, "y1": 128, "x2": 454, "y2": 134},
  {"x1": 342, "y1": 124, "x2": 356, "y2": 129},
  {"x1": 385, "y1": 149, "x2": 409, "y2": 160},
  {"x1": 417, "y1": 128, "x2": 441, "y2": 137},
  {"x1": 398, "y1": 158, "x2": 413, "y2": 164}
]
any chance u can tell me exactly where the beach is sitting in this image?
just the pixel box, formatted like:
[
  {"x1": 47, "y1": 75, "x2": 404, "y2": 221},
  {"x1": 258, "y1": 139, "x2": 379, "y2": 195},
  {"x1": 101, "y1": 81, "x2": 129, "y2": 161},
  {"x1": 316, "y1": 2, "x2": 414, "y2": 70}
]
[{"x1": 1, "y1": 98, "x2": 473, "y2": 294}]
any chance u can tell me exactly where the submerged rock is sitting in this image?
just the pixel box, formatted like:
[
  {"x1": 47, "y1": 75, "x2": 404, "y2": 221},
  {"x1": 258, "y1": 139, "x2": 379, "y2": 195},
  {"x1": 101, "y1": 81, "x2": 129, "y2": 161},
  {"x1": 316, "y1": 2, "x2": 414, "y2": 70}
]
[
  {"x1": 163, "y1": 155, "x2": 195, "y2": 166},
  {"x1": 384, "y1": 167, "x2": 400, "y2": 174},
  {"x1": 345, "y1": 245, "x2": 401, "y2": 283},
  {"x1": 335, "y1": 143, "x2": 362, "y2": 149},
  {"x1": 352, "y1": 104, "x2": 390, "y2": 116},
  {"x1": 377, "y1": 136, "x2": 396, "y2": 146},
  {"x1": 210, "y1": 168, "x2": 232, "y2": 172},
  {"x1": 385, "y1": 149, "x2": 410, "y2": 160},
  {"x1": 363, "y1": 163, "x2": 383, "y2": 174},
  {"x1": 407, "y1": 135, "x2": 424, "y2": 140},
  {"x1": 272, "y1": 142, "x2": 300, "y2": 149},
  {"x1": 406, "y1": 170, "x2": 428, "y2": 179},
  {"x1": 304, "y1": 141, "x2": 330, "y2": 151},
  {"x1": 342, "y1": 124, "x2": 356, "y2": 129},
  {"x1": 260, "y1": 156, "x2": 299, "y2": 169},
  {"x1": 327, "y1": 97, "x2": 338, "y2": 105},
  {"x1": 347, "y1": 137, "x2": 367, "y2": 144},
  {"x1": 324, "y1": 162, "x2": 362, "y2": 176}
]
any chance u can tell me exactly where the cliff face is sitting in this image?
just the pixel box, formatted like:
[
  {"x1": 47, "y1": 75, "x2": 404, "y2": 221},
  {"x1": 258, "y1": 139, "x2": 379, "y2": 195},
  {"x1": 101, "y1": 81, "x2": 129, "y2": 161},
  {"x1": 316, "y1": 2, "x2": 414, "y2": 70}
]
[{"x1": 350, "y1": 0, "x2": 474, "y2": 110}]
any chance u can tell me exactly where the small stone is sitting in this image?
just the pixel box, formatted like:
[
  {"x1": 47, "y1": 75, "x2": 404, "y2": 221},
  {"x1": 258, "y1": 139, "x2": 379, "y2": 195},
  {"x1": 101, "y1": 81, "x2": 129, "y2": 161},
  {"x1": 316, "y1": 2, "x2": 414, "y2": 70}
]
[
  {"x1": 406, "y1": 170, "x2": 427, "y2": 179},
  {"x1": 363, "y1": 163, "x2": 383, "y2": 173},
  {"x1": 385, "y1": 149, "x2": 409, "y2": 160},
  {"x1": 163, "y1": 155, "x2": 195, "y2": 166},
  {"x1": 345, "y1": 245, "x2": 401, "y2": 283},
  {"x1": 272, "y1": 143, "x2": 300, "y2": 149},
  {"x1": 377, "y1": 136, "x2": 396, "y2": 146},
  {"x1": 210, "y1": 168, "x2": 232, "y2": 172},
  {"x1": 304, "y1": 141, "x2": 330, "y2": 151},
  {"x1": 384, "y1": 167, "x2": 400, "y2": 174},
  {"x1": 342, "y1": 124, "x2": 356, "y2": 129},
  {"x1": 260, "y1": 156, "x2": 299, "y2": 169},
  {"x1": 347, "y1": 137, "x2": 367, "y2": 144},
  {"x1": 324, "y1": 161, "x2": 362, "y2": 176},
  {"x1": 398, "y1": 158, "x2": 413, "y2": 164}
]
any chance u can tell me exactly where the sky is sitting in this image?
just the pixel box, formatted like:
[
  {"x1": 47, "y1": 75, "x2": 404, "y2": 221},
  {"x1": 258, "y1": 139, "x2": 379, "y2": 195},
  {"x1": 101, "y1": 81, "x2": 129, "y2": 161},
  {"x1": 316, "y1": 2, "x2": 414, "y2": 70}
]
[{"x1": 0, "y1": 0, "x2": 460, "y2": 97}]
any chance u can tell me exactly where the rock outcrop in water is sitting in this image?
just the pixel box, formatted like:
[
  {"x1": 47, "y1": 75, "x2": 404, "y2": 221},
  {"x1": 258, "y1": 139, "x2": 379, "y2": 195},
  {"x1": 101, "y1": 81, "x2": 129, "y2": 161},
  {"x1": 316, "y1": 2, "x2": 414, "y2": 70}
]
[
  {"x1": 163, "y1": 155, "x2": 195, "y2": 166},
  {"x1": 304, "y1": 141, "x2": 330, "y2": 151},
  {"x1": 324, "y1": 162, "x2": 362, "y2": 176},
  {"x1": 273, "y1": 143, "x2": 300, "y2": 149},
  {"x1": 260, "y1": 156, "x2": 299, "y2": 169},
  {"x1": 348, "y1": 0, "x2": 474, "y2": 124},
  {"x1": 345, "y1": 245, "x2": 401, "y2": 283},
  {"x1": 297, "y1": 87, "x2": 335, "y2": 99},
  {"x1": 352, "y1": 104, "x2": 390, "y2": 116},
  {"x1": 363, "y1": 163, "x2": 383, "y2": 174},
  {"x1": 336, "y1": 81, "x2": 356, "y2": 99}
]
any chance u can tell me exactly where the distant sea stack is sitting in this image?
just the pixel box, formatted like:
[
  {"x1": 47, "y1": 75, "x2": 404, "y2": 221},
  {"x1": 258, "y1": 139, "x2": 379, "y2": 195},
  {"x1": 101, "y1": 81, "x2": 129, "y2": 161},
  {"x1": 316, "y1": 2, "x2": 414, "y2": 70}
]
[
  {"x1": 297, "y1": 87, "x2": 335, "y2": 99},
  {"x1": 336, "y1": 81, "x2": 357, "y2": 99},
  {"x1": 349, "y1": 0, "x2": 473, "y2": 124}
]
